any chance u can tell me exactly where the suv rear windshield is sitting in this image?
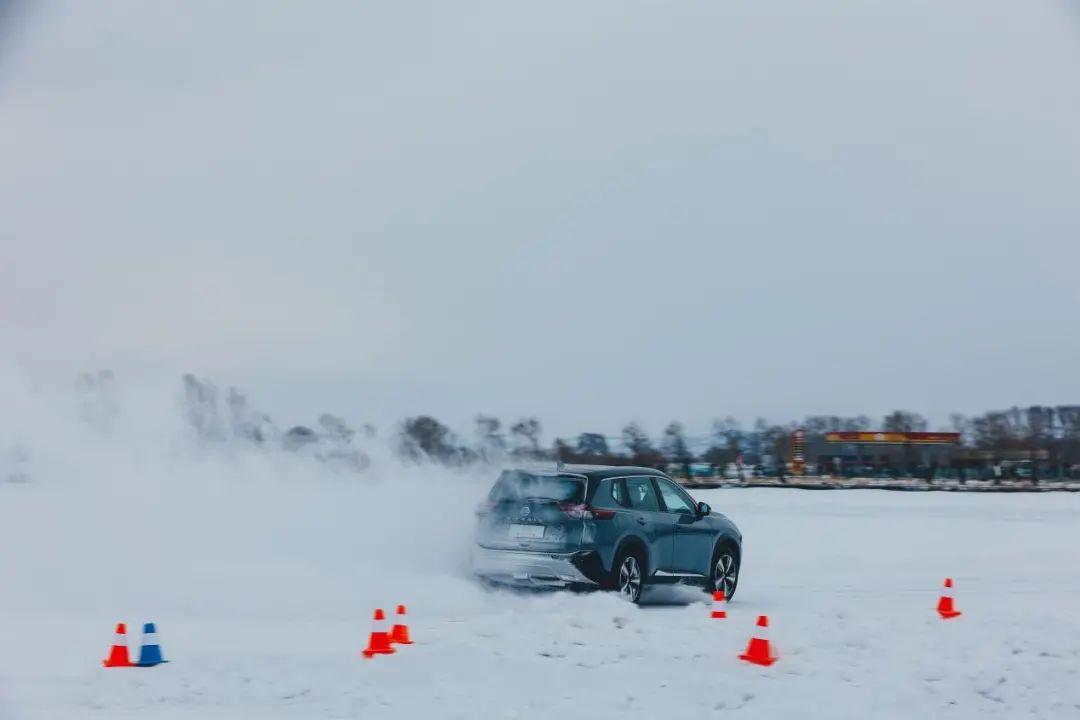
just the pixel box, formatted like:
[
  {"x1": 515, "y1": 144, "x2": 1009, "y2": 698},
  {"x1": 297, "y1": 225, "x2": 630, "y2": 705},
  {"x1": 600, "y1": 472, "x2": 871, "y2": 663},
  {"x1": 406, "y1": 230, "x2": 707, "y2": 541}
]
[{"x1": 489, "y1": 471, "x2": 585, "y2": 503}]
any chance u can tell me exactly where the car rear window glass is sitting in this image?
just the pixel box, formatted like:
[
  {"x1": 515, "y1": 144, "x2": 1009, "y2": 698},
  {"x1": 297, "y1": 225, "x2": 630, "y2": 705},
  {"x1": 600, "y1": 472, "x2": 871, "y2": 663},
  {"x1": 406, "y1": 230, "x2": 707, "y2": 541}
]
[{"x1": 489, "y1": 471, "x2": 585, "y2": 503}]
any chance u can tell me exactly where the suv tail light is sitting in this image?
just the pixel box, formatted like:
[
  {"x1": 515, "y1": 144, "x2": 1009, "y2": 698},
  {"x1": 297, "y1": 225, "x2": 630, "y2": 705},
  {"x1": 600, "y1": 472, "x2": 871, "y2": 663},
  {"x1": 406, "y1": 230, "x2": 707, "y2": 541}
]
[
  {"x1": 558, "y1": 503, "x2": 615, "y2": 520},
  {"x1": 475, "y1": 500, "x2": 496, "y2": 517}
]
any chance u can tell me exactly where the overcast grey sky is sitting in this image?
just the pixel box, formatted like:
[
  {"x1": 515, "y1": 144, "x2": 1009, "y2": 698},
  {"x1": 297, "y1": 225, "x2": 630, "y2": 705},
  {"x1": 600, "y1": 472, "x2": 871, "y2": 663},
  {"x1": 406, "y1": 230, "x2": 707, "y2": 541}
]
[{"x1": 3, "y1": 0, "x2": 1080, "y2": 439}]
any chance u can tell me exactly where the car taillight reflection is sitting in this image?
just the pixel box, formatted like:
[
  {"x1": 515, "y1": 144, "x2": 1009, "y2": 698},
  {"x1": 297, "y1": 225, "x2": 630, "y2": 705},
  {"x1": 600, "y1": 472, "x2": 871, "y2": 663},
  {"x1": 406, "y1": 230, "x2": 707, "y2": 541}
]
[{"x1": 557, "y1": 503, "x2": 615, "y2": 520}]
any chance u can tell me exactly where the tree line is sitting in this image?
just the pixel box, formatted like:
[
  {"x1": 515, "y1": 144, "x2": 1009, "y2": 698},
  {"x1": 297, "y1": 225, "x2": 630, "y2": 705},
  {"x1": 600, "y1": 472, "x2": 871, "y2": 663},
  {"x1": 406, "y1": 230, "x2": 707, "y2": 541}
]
[
  {"x1": 397, "y1": 406, "x2": 1080, "y2": 477},
  {"x1": 138, "y1": 375, "x2": 1080, "y2": 478}
]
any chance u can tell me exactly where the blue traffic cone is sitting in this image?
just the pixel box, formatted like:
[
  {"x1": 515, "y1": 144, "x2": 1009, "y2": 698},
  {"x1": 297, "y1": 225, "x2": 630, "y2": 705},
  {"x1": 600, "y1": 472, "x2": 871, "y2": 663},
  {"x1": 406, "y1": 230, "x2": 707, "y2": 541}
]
[{"x1": 137, "y1": 623, "x2": 167, "y2": 667}]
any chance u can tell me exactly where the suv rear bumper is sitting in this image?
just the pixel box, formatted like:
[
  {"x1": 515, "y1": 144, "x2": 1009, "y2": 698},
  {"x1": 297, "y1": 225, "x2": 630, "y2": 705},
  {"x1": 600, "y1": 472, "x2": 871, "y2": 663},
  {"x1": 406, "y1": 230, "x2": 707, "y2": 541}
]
[{"x1": 471, "y1": 546, "x2": 606, "y2": 588}]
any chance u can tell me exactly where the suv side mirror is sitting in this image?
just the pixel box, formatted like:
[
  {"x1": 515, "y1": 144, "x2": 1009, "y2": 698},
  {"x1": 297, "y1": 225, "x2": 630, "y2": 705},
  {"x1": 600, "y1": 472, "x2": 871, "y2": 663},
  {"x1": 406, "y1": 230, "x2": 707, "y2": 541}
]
[{"x1": 697, "y1": 501, "x2": 711, "y2": 516}]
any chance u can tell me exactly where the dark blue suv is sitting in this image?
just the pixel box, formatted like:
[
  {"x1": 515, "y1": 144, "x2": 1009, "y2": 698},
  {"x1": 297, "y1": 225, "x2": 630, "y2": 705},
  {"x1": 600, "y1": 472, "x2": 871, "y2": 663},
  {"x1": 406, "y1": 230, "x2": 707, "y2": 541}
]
[{"x1": 472, "y1": 465, "x2": 742, "y2": 604}]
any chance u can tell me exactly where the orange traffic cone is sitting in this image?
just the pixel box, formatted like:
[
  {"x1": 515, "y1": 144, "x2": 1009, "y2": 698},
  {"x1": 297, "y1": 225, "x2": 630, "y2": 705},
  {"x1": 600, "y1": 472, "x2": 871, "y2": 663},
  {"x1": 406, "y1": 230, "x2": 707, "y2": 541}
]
[
  {"x1": 102, "y1": 623, "x2": 133, "y2": 668},
  {"x1": 936, "y1": 578, "x2": 962, "y2": 619},
  {"x1": 362, "y1": 609, "x2": 396, "y2": 658},
  {"x1": 738, "y1": 615, "x2": 777, "y2": 666},
  {"x1": 390, "y1": 604, "x2": 414, "y2": 645},
  {"x1": 710, "y1": 591, "x2": 727, "y2": 619}
]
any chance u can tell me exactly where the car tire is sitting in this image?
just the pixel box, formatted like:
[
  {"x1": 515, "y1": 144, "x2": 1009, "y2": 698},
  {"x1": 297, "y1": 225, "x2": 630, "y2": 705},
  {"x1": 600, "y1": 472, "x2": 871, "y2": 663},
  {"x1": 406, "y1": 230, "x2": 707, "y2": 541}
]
[
  {"x1": 709, "y1": 544, "x2": 739, "y2": 601},
  {"x1": 612, "y1": 547, "x2": 645, "y2": 604}
]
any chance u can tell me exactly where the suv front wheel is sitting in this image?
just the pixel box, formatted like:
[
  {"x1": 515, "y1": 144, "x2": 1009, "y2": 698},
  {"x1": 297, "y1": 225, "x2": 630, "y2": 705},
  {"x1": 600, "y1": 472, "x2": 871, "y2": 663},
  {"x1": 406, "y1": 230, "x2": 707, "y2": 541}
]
[{"x1": 710, "y1": 545, "x2": 739, "y2": 600}]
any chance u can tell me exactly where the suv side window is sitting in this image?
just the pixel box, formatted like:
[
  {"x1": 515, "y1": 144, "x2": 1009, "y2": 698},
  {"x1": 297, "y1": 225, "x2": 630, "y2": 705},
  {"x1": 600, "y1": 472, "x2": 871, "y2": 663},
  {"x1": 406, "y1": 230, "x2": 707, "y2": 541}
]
[
  {"x1": 596, "y1": 479, "x2": 628, "y2": 509},
  {"x1": 625, "y1": 476, "x2": 660, "y2": 511},
  {"x1": 656, "y1": 478, "x2": 695, "y2": 514},
  {"x1": 610, "y1": 479, "x2": 630, "y2": 508}
]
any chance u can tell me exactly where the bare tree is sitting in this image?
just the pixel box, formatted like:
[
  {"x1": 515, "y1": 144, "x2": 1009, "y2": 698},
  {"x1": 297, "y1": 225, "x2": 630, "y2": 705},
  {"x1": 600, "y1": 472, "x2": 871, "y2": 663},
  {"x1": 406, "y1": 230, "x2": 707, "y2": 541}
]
[
  {"x1": 622, "y1": 422, "x2": 648, "y2": 456},
  {"x1": 1025, "y1": 406, "x2": 1054, "y2": 483},
  {"x1": 553, "y1": 437, "x2": 574, "y2": 464},
  {"x1": 712, "y1": 417, "x2": 743, "y2": 458},
  {"x1": 848, "y1": 415, "x2": 873, "y2": 431},
  {"x1": 1026, "y1": 406, "x2": 1054, "y2": 447},
  {"x1": 949, "y1": 413, "x2": 972, "y2": 446},
  {"x1": 661, "y1": 422, "x2": 691, "y2": 461},
  {"x1": 510, "y1": 417, "x2": 543, "y2": 457},
  {"x1": 621, "y1": 422, "x2": 661, "y2": 466},
  {"x1": 882, "y1": 410, "x2": 928, "y2": 434},
  {"x1": 661, "y1": 421, "x2": 692, "y2": 477},
  {"x1": 576, "y1": 432, "x2": 610, "y2": 457},
  {"x1": 751, "y1": 418, "x2": 770, "y2": 457},
  {"x1": 765, "y1": 424, "x2": 793, "y2": 473},
  {"x1": 1055, "y1": 405, "x2": 1080, "y2": 472},
  {"x1": 400, "y1": 415, "x2": 454, "y2": 461},
  {"x1": 474, "y1": 415, "x2": 506, "y2": 461},
  {"x1": 972, "y1": 411, "x2": 1019, "y2": 450}
]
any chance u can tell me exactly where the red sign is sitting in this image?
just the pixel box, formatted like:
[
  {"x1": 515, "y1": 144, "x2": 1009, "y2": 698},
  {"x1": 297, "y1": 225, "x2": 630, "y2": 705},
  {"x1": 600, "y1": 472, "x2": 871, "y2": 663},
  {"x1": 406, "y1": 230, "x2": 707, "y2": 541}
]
[{"x1": 824, "y1": 431, "x2": 960, "y2": 445}]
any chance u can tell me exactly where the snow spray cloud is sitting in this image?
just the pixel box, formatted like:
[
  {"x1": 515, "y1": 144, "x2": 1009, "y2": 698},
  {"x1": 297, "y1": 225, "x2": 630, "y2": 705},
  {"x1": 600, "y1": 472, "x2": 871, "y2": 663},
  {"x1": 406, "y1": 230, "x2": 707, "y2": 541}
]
[{"x1": 0, "y1": 367, "x2": 497, "y2": 619}]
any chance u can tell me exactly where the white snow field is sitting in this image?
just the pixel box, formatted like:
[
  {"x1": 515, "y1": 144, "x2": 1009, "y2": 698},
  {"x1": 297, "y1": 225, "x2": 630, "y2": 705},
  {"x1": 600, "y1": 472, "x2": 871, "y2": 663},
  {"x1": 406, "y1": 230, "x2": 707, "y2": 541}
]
[
  {"x1": 2, "y1": 389, "x2": 1080, "y2": 718},
  {"x1": 5, "y1": 482, "x2": 1080, "y2": 718}
]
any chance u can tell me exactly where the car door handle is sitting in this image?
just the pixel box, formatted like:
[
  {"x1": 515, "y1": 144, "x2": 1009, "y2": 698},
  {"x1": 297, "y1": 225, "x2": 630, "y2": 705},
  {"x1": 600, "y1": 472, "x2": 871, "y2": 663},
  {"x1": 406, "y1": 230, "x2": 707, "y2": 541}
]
[{"x1": 636, "y1": 517, "x2": 647, "y2": 525}]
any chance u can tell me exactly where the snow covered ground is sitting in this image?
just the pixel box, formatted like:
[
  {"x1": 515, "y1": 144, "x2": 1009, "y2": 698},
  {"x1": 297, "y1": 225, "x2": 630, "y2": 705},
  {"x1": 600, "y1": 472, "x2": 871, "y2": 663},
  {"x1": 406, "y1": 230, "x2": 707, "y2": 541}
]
[{"x1": 2, "y1": 386, "x2": 1080, "y2": 718}]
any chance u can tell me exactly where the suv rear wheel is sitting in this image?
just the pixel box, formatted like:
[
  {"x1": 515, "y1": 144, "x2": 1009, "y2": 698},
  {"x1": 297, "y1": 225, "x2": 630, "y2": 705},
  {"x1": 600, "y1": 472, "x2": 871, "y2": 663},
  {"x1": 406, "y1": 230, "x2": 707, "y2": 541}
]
[{"x1": 613, "y1": 548, "x2": 644, "y2": 604}]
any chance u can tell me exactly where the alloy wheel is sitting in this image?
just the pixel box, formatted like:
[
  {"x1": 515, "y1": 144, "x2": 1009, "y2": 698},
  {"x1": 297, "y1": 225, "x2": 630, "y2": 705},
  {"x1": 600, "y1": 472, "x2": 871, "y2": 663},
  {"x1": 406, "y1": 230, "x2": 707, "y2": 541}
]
[
  {"x1": 713, "y1": 552, "x2": 738, "y2": 598},
  {"x1": 618, "y1": 555, "x2": 642, "y2": 602}
]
